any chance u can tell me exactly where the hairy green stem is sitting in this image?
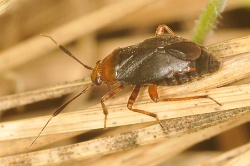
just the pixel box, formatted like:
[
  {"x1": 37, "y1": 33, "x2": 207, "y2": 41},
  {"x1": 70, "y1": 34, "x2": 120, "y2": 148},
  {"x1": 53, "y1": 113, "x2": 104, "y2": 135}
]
[{"x1": 192, "y1": 0, "x2": 227, "y2": 44}]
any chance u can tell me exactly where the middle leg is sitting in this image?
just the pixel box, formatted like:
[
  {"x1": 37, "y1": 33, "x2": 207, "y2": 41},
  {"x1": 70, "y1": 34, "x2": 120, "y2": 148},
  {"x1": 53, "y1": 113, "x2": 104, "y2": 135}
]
[{"x1": 127, "y1": 85, "x2": 163, "y2": 128}]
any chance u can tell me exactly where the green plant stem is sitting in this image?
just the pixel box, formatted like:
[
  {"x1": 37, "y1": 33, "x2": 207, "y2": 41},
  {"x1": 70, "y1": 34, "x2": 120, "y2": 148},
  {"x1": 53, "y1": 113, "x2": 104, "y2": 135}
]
[{"x1": 192, "y1": 0, "x2": 227, "y2": 44}]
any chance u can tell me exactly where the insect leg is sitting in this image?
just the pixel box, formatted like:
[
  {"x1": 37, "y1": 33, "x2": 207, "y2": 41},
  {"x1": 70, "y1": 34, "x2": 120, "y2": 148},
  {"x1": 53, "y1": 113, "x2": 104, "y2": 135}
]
[
  {"x1": 148, "y1": 85, "x2": 159, "y2": 102},
  {"x1": 155, "y1": 24, "x2": 175, "y2": 36},
  {"x1": 127, "y1": 85, "x2": 163, "y2": 128},
  {"x1": 101, "y1": 84, "x2": 125, "y2": 129},
  {"x1": 148, "y1": 85, "x2": 221, "y2": 106}
]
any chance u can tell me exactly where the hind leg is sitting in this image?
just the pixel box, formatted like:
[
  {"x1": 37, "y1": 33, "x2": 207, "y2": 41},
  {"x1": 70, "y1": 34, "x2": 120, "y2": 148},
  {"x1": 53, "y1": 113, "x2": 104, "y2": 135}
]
[
  {"x1": 148, "y1": 85, "x2": 221, "y2": 105},
  {"x1": 155, "y1": 24, "x2": 175, "y2": 36}
]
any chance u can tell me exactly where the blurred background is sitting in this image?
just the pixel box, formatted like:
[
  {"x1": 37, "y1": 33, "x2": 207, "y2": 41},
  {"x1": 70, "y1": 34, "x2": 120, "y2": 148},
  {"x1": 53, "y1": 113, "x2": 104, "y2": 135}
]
[{"x1": 0, "y1": 0, "x2": 249, "y2": 165}]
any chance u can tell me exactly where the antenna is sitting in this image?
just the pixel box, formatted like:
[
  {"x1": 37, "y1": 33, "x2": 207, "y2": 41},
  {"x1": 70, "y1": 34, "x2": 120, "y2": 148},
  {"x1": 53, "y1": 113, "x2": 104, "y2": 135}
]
[
  {"x1": 29, "y1": 83, "x2": 94, "y2": 148},
  {"x1": 41, "y1": 35, "x2": 94, "y2": 70}
]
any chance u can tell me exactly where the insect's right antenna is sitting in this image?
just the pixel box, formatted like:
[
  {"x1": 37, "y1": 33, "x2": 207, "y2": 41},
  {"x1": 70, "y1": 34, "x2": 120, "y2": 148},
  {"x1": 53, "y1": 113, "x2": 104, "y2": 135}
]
[
  {"x1": 41, "y1": 34, "x2": 94, "y2": 70},
  {"x1": 29, "y1": 83, "x2": 94, "y2": 148}
]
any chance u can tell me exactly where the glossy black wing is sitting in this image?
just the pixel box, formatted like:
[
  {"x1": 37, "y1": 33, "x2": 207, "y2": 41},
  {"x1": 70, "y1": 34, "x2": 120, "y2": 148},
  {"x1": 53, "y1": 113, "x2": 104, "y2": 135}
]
[
  {"x1": 164, "y1": 42, "x2": 202, "y2": 61},
  {"x1": 140, "y1": 36, "x2": 202, "y2": 61},
  {"x1": 115, "y1": 40, "x2": 200, "y2": 85}
]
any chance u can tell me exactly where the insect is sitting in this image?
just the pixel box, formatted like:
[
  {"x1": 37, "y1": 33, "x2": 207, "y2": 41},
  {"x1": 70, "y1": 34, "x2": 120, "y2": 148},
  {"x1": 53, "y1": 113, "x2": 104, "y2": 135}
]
[{"x1": 30, "y1": 25, "x2": 220, "y2": 147}]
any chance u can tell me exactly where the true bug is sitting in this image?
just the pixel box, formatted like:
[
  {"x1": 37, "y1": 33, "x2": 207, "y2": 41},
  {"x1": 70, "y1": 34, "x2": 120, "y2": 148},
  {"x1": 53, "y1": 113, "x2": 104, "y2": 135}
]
[{"x1": 30, "y1": 25, "x2": 220, "y2": 146}]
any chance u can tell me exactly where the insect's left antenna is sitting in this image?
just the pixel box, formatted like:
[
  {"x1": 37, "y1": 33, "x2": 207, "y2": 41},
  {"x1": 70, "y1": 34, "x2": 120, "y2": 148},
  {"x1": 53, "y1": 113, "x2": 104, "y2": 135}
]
[
  {"x1": 29, "y1": 83, "x2": 94, "y2": 148},
  {"x1": 41, "y1": 34, "x2": 94, "y2": 70}
]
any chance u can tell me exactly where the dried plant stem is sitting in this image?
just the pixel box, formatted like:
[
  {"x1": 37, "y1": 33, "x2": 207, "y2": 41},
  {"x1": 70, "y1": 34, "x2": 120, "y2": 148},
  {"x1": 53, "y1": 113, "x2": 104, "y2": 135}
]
[
  {"x1": 87, "y1": 110, "x2": 250, "y2": 166},
  {"x1": 0, "y1": 0, "x2": 16, "y2": 14},
  {"x1": 0, "y1": 107, "x2": 249, "y2": 165},
  {"x1": 200, "y1": 142, "x2": 250, "y2": 166},
  {"x1": 0, "y1": 78, "x2": 91, "y2": 112},
  {"x1": 2, "y1": 81, "x2": 250, "y2": 141}
]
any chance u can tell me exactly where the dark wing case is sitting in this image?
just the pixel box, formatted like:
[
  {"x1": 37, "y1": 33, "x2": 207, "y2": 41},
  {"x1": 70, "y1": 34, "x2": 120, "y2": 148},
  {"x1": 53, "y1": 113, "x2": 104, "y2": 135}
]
[{"x1": 115, "y1": 36, "x2": 202, "y2": 85}]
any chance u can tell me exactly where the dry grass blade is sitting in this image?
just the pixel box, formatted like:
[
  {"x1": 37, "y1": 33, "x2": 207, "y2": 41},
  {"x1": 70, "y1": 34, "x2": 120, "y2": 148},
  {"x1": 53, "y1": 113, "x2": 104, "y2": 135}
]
[
  {"x1": 0, "y1": 0, "x2": 16, "y2": 14},
  {"x1": 0, "y1": 78, "x2": 91, "y2": 112},
  {"x1": 2, "y1": 80, "x2": 250, "y2": 141},
  {"x1": 208, "y1": 35, "x2": 250, "y2": 58},
  {"x1": 0, "y1": 107, "x2": 249, "y2": 165},
  {"x1": 86, "y1": 110, "x2": 250, "y2": 166},
  {"x1": 200, "y1": 142, "x2": 250, "y2": 166}
]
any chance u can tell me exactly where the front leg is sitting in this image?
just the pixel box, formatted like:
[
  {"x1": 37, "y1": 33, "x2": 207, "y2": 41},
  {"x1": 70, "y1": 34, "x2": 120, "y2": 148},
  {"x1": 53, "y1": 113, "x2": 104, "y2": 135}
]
[{"x1": 101, "y1": 84, "x2": 125, "y2": 129}]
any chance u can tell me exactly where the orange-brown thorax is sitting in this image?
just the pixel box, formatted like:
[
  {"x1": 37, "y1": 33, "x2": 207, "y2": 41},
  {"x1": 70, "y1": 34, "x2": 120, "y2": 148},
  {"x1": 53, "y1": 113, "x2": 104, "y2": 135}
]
[{"x1": 91, "y1": 48, "x2": 120, "y2": 86}]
